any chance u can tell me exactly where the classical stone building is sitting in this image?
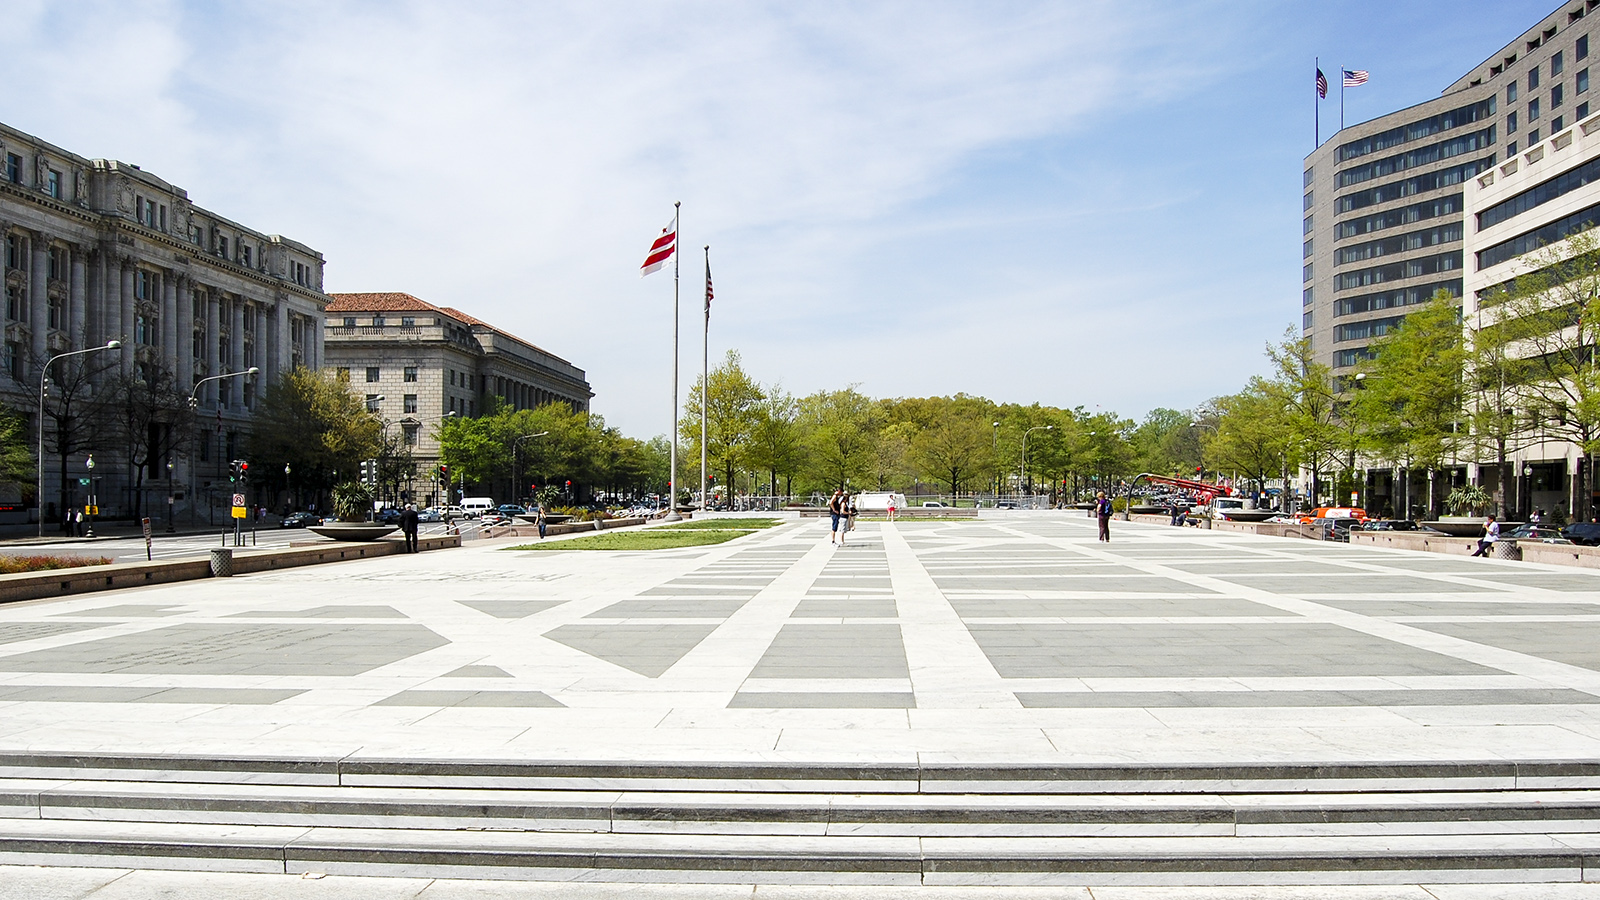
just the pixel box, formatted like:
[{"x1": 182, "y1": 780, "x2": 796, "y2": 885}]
[
  {"x1": 324, "y1": 292, "x2": 592, "y2": 507},
  {"x1": 0, "y1": 119, "x2": 328, "y2": 524}
]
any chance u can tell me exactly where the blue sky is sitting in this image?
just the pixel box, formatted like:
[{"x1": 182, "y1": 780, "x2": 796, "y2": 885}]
[{"x1": 0, "y1": 0, "x2": 1559, "y2": 437}]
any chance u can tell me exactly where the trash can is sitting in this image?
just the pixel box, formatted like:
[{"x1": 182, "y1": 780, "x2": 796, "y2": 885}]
[
  {"x1": 210, "y1": 548, "x2": 233, "y2": 577},
  {"x1": 1494, "y1": 540, "x2": 1522, "y2": 561}
]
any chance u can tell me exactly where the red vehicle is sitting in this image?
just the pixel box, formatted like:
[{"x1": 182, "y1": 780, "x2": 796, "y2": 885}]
[{"x1": 1296, "y1": 506, "x2": 1371, "y2": 524}]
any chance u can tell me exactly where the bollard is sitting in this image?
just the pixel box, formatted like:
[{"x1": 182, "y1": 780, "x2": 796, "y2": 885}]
[{"x1": 209, "y1": 548, "x2": 233, "y2": 577}]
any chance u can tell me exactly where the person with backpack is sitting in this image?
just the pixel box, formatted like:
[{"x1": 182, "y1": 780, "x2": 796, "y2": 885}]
[
  {"x1": 1095, "y1": 491, "x2": 1113, "y2": 542},
  {"x1": 828, "y1": 489, "x2": 846, "y2": 546}
]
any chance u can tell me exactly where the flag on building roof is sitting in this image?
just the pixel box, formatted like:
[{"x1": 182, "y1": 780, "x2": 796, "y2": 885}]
[
  {"x1": 640, "y1": 217, "x2": 677, "y2": 277},
  {"x1": 1343, "y1": 69, "x2": 1368, "y2": 86},
  {"x1": 1316, "y1": 68, "x2": 1328, "y2": 99}
]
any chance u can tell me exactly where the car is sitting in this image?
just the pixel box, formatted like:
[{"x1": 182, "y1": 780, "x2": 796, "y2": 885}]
[
  {"x1": 922, "y1": 501, "x2": 948, "y2": 508},
  {"x1": 375, "y1": 508, "x2": 403, "y2": 524},
  {"x1": 497, "y1": 504, "x2": 528, "y2": 517},
  {"x1": 278, "y1": 512, "x2": 323, "y2": 529},
  {"x1": 1359, "y1": 519, "x2": 1418, "y2": 532},
  {"x1": 1505, "y1": 524, "x2": 1572, "y2": 543},
  {"x1": 1562, "y1": 522, "x2": 1600, "y2": 546},
  {"x1": 1297, "y1": 506, "x2": 1370, "y2": 525},
  {"x1": 417, "y1": 508, "x2": 441, "y2": 523},
  {"x1": 996, "y1": 500, "x2": 1022, "y2": 509}
]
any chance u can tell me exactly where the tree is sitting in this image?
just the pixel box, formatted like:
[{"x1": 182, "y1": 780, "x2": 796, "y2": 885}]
[
  {"x1": 40, "y1": 351, "x2": 117, "y2": 524},
  {"x1": 909, "y1": 407, "x2": 992, "y2": 502},
  {"x1": 746, "y1": 387, "x2": 805, "y2": 498},
  {"x1": 1351, "y1": 291, "x2": 1466, "y2": 518},
  {"x1": 1132, "y1": 407, "x2": 1199, "y2": 477},
  {"x1": 112, "y1": 364, "x2": 196, "y2": 519},
  {"x1": 1477, "y1": 229, "x2": 1600, "y2": 520},
  {"x1": 248, "y1": 367, "x2": 382, "y2": 507},
  {"x1": 1206, "y1": 379, "x2": 1292, "y2": 497},
  {"x1": 1264, "y1": 328, "x2": 1339, "y2": 509},
  {"x1": 681, "y1": 349, "x2": 766, "y2": 499},
  {"x1": 799, "y1": 387, "x2": 879, "y2": 490}
]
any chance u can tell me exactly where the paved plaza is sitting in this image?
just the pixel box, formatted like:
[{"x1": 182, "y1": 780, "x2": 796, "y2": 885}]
[{"x1": 1, "y1": 513, "x2": 1599, "y2": 765}]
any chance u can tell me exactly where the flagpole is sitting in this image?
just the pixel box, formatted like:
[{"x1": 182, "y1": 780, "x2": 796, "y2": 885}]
[
  {"x1": 701, "y1": 245, "x2": 709, "y2": 513},
  {"x1": 1315, "y1": 57, "x2": 1320, "y2": 147},
  {"x1": 667, "y1": 201, "x2": 681, "y2": 522},
  {"x1": 1340, "y1": 65, "x2": 1345, "y2": 131}
]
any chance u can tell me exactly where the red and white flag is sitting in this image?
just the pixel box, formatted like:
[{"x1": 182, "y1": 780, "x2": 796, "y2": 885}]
[{"x1": 640, "y1": 217, "x2": 677, "y2": 277}]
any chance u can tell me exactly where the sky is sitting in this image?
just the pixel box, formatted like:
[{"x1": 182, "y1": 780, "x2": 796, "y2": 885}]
[{"x1": 0, "y1": 0, "x2": 1561, "y2": 438}]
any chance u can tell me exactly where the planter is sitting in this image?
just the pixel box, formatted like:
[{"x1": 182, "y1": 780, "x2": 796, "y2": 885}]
[
  {"x1": 1422, "y1": 517, "x2": 1487, "y2": 537},
  {"x1": 308, "y1": 523, "x2": 399, "y2": 542}
]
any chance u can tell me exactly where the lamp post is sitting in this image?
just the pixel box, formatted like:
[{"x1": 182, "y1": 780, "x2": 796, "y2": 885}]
[
  {"x1": 38, "y1": 340, "x2": 121, "y2": 538},
  {"x1": 513, "y1": 431, "x2": 550, "y2": 508},
  {"x1": 991, "y1": 421, "x2": 1000, "y2": 505},
  {"x1": 1021, "y1": 425, "x2": 1053, "y2": 501},
  {"x1": 1190, "y1": 421, "x2": 1216, "y2": 482},
  {"x1": 165, "y1": 460, "x2": 175, "y2": 532},
  {"x1": 399, "y1": 410, "x2": 456, "y2": 507},
  {"x1": 84, "y1": 454, "x2": 97, "y2": 538},
  {"x1": 187, "y1": 367, "x2": 259, "y2": 527}
]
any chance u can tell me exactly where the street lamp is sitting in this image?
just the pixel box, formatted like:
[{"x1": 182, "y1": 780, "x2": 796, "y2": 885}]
[
  {"x1": 84, "y1": 454, "x2": 97, "y2": 538},
  {"x1": 1191, "y1": 420, "x2": 1216, "y2": 482},
  {"x1": 1021, "y1": 425, "x2": 1053, "y2": 499},
  {"x1": 514, "y1": 431, "x2": 551, "y2": 508},
  {"x1": 38, "y1": 340, "x2": 120, "y2": 538},
  {"x1": 991, "y1": 422, "x2": 1001, "y2": 505},
  {"x1": 165, "y1": 460, "x2": 175, "y2": 532},
  {"x1": 187, "y1": 367, "x2": 260, "y2": 526}
]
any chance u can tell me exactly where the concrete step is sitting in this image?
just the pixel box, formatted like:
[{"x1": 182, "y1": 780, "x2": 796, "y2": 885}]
[
  {"x1": 4, "y1": 751, "x2": 1598, "y2": 793},
  {"x1": 7, "y1": 777, "x2": 1600, "y2": 838},
  {"x1": 2, "y1": 817, "x2": 1600, "y2": 884}
]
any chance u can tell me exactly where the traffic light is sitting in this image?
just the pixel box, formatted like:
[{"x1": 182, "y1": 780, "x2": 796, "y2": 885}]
[
  {"x1": 238, "y1": 461, "x2": 249, "y2": 482},
  {"x1": 439, "y1": 464, "x2": 449, "y2": 479},
  {"x1": 229, "y1": 460, "x2": 246, "y2": 483}
]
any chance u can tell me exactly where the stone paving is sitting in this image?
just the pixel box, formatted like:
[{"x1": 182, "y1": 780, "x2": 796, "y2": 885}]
[{"x1": 2, "y1": 514, "x2": 1600, "y2": 764}]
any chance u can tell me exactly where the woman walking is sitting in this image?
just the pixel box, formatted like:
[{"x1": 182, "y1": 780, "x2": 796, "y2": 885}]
[
  {"x1": 1095, "y1": 491, "x2": 1113, "y2": 542},
  {"x1": 828, "y1": 489, "x2": 846, "y2": 546}
]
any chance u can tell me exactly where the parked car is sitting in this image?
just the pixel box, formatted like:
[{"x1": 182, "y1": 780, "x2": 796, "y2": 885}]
[
  {"x1": 278, "y1": 512, "x2": 323, "y2": 529},
  {"x1": 1505, "y1": 524, "x2": 1573, "y2": 544},
  {"x1": 1297, "y1": 506, "x2": 1370, "y2": 525},
  {"x1": 922, "y1": 501, "x2": 949, "y2": 508},
  {"x1": 497, "y1": 504, "x2": 528, "y2": 517},
  {"x1": 375, "y1": 508, "x2": 404, "y2": 524},
  {"x1": 1316, "y1": 516, "x2": 1364, "y2": 542},
  {"x1": 1561, "y1": 523, "x2": 1600, "y2": 546},
  {"x1": 417, "y1": 508, "x2": 442, "y2": 523},
  {"x1": 1359, "y1": 519, "x2": 1418, "y2": 532},
  {"x1": 996, "y1": 500, "x2": 1022, "y2": 509}
]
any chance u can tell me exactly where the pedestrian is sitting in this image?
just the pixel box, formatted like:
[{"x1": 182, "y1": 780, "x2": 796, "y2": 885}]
[
  {"x1": 847, "y1": 494, "x2": 858, "y2": 541},
  {"x1": 828, "y1": 489, "x2": 845, "y2": 545},
  {"x1": 1530, "y1": 508, "x2": 1544, "y2": 525},
  {"x1": 887, "y1": 495, "x2": 897, "y2": 522},
  {"x1": 73, "y1": 508, "x2": 83, "y2": 537},
  {"x1": 399, "y1": 503, "x2": 419, "y2": 553},
  {"x1": 1095, "y1": 490, "x2": 1113, "y2": 542},
  {"x1": 1470, "y1": 513, "x2": 1499, "y2": 558},
  {"x1": 536, "y1": 505, "x2": 548, "y2": 540}
]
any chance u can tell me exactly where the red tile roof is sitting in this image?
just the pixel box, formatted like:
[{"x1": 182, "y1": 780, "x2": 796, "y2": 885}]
[{"x1": 327, "y1": 294, "x2": 569, "y2": 365}]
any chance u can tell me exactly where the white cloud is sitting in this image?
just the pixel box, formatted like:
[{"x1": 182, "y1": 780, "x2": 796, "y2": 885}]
[{"x1": 1, "y1": 0, "x2": 1262, "y2": 435}]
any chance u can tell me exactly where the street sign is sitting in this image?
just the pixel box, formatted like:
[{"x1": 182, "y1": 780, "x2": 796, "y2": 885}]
[
  {"x1": 141, "y1": 517, "x2": 152, "y2": 561},
  {"x1": 78, "y1": 478, "x2": 90, "y2": 486},
  {"x1": 232, "y1": 493, "x2": 246, "y2": 508},
  {"x1": 231, "y1": 506, "x2": 247, "y2": 519}
]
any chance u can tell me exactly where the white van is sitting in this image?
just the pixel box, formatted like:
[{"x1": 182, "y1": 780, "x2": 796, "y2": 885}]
[
  {"x1": 460, "y1": 497, "x2": 495, "y2": 518},
  {"x1": 852, "y1": 491, "x2": 908, "y2": 511}
]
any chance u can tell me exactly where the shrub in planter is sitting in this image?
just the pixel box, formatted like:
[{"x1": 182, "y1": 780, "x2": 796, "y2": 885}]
[{"x1": 331, "y1": 481, "x2": 375, "y2": 523}]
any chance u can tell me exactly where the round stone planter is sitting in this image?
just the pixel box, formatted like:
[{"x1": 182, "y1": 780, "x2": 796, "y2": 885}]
[
  {"x1": 1422, "y1": 517, "x2": 1487, "y2": 537},
  {"x1": 308, "y1": 523, "x2": 399, "y2": 542}
]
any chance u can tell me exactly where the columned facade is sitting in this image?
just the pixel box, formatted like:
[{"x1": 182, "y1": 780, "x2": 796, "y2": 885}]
[{"x1": 0, "y1": 119, "x2": 329, "y2": 527}]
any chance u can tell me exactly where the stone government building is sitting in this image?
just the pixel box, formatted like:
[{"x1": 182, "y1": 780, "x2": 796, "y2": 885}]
[
  {"x1": 0, "y1": 119, "x2": 328, "y2": 525},
  {"x1": 323, "y1": 293, "x2": 592, "y2": 509}
]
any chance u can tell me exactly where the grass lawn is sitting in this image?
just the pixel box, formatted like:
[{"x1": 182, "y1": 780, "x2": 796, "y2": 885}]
[{"x1": 512, "y1": 518, "x2": 782, "y2": 551}]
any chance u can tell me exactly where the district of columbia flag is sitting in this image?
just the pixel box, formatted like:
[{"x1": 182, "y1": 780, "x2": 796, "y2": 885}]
[
  {"x1": 1343, "y1": 69, "x2": 1369, "y2": 86},
  {"x1": 1316, "y1": 68, "x2": 1327, "y2": 99},
  {"x1": 640, "y1": 217, "x2": 677, "y2": 277}
]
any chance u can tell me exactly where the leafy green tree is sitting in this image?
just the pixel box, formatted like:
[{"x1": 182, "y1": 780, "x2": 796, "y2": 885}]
[
  {"x1": 681, "y1": 349, "x2": 766, "y2": 496},
  {"x1": 746, "y1": 388, "x2": 805, "y2": 498},
  {"x1": 1131, "y1": 407, "x2": 1199, "y2": 477},
  {"x1": 1206, "y1": 379, "x2": 1291, "y2": 496},
  {"x1": 909, "y1": 406, "x2": 993, "y2": 502},
  {"x1": 248, "y1": 367, "x2": 382, "y2": 507},
  {"x1": 1351, "y1": 291, "x2": 1466, "y2": 518},
  {"x1": 1264, "y1": 328, "x2": 1339, "y2": 509},
  {"x1": 799, "y1": 387, "x2": 879, "y2": 490}
]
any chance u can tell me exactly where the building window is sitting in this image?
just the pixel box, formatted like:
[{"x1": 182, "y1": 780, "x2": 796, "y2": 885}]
[
  {"x1": 1529, "y1": 129, "x2": 1541, "y2": 144},
  {"x1": 1303, "y1": 262, "x2": 1313, "y2": 282},
  {"x1": 136, "y1": 314, "x2": 158, "y2": 346},
  {"x1": 1581, "y1": 35, "x2": 1591, "y2": 60},
  {"x1": 372, "y1": 315, "x2": 385, "y2": 327},
  {"x1": 1509, "y1": 81, "x2": 1519, "y2": 102},
  {"x1": 1555, "y1": 83, "x2": 1566, "y2": 108},
  {"x1": 400, "y1": 316, "x2": 415, "y2": 327},
  {"x1": 1303, "y1": 215, "x2": 1313, "y2": 234},
  {"x1": 1303, "y1": 239, "x2": 1313, "y2": 258},
  {"x1": 218, "y1": 236, "x2": 229, "y2": 259},
  {"x1": 1531, "y1": 98, "x2": 1542, "y2": 120},
  {"x1": 1582, "y1": 69, "x2": 1591, "y2": 94},
  {"x1": 1303, "y1": 310, "x2": 1314, "y2": 330},
  {"x1": 46, "y1": 170, "x2": 61, "y2": 199},
  {"x1": 1509, "y1": 110, "x2": 1519, "y2": 132},
  {"x1": 47, "y1": 247, "x2": 63, "y2": 280},
  {"x1": 1554, "y1": 115, "x2": 1566, "y2": 132},
  {"x1": 192, "y1": 328, "x2": 203, "y2": 359},
  {"x1": 6, "y1": 283, "x2": 21, "y2": 320},
  {"x1": 1303, "y1": 167, "x2": 1314, "y2": 187},
  {"x1": 1508, "y1": 140, "x2": 1518, "y2": 154},
  {"x1": 134, "y1": 270, "x2": 152, "y2": 301},
  {"x1": 449, "y1": 369, "x2": 456, "y2": 386},
  {"x1": 403, "y1": 366, "x2": 417, "y2": 382},
  {"x1": 1555, "y1": 51, "x2": 1566, "y2": 76},
  {"x1": 48, "y1": 294, "x2": 62, "y2": 329},
  {"x1": 1303, "y1": 286, "x2": 1314, "y2": 306},
  {"x1": 403, "y1": 424, "x2": 418, "y2": 446},
  {"x1": 342, "y1": 316, "x2": 355, "y2": 327},
  {"x1": 404, "y1": 394, "x2": 418, "y2": 413},
  {"x1": 1531, "y1": 66, "x2": 1542, "y2": 90},
  {"x1": 4, "y1": 342, "x2": 19, "y2": 380},
  {"x1": 1303, "y1": 191, "x2": 1314, "y2": 211},
  {"x1": 3, "y1": 154, "x2": 18, "y2": 183},
  {"x1": 4, "y1": 234, "x2": 17, "y2": 270},
  {"x1": 1582, "y1": 102, "x2": 1592, "y2": 120},
  {"x1": 242, "y1": 245, "x2": 252, "y2": 267},
  {"x1": 365, "y1": 366, "x2": 380, "y2": 382}
]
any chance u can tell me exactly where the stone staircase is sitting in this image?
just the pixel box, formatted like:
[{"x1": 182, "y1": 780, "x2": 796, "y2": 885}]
[{"x1": 3, "y1": 753, "x2": 1600, "y2": 885}]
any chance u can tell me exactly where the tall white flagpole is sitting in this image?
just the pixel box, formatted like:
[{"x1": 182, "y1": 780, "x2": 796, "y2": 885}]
[
  {"x1": 701, "y1": 244, "x2": 709, "y2": 510},
  {"x1": 667, "y1": 201, "x2": 681, "y2": 521}
]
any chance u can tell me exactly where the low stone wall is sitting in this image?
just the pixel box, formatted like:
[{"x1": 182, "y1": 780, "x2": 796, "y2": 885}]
[
  {"x1": 1350, "y1": 531, "x2": 1478, "y2": 555},
  {"x1": 471, "y1": 516, "x2": 649, "y2": 541},
  {"x1": 1520, "y1": 542, "x2": 1600, "y2": 569},
  {"x1": 0, "y1": 533, "x2": 462, "y2": 606}
]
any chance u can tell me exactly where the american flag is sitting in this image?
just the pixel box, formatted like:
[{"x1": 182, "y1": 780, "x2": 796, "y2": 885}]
[
  {"x1": 704, "y1": 251, "x2": 713, "y2": 318},
  {"x1": 1343, "y1": 69, "x2": 1369, "y2": 87},
  {"x1": 640, "y1": 216, "x2": 677, "y2": 277},
  {"x1": 1316, "y1": 68, "x2": 1327, "y2": 99}
]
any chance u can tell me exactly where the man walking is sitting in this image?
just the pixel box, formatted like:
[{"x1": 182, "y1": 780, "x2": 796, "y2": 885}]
[
  {"x1": 828, "y1": 489, "x2": 846, "y2": 546},
  {"x1": 399, "y1": 504, "x2": 419, "y2": 553},
  {"x1": 1095, "y1": 491, "x2": 1113, "y2": 542}
]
